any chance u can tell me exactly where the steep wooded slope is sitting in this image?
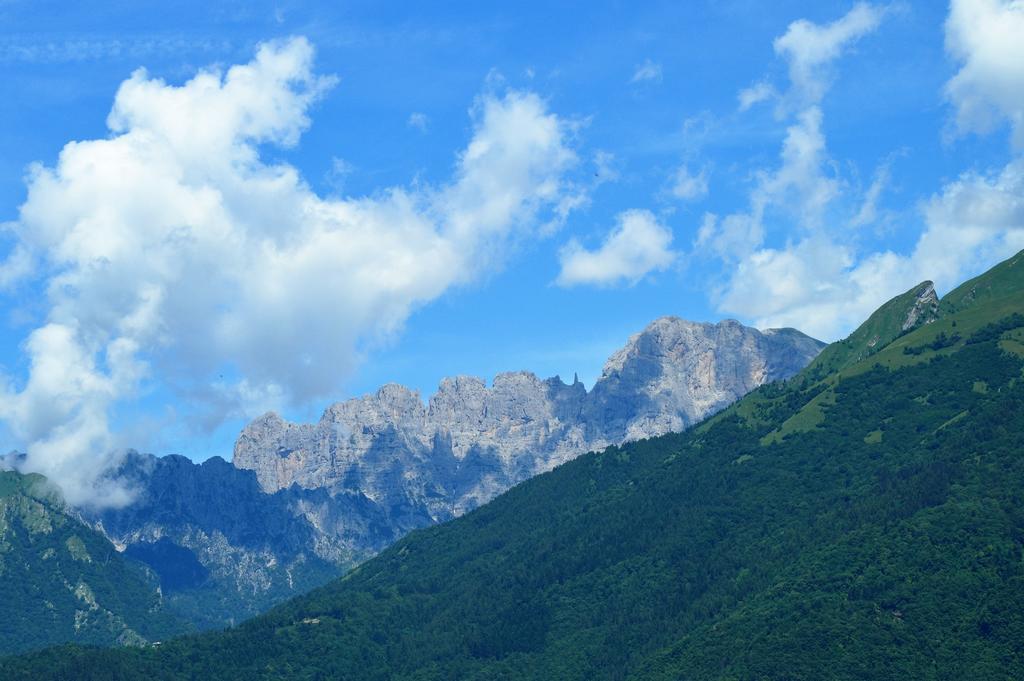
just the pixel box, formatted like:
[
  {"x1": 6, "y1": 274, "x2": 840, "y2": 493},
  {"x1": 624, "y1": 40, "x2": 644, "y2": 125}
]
[{"x1": 0, "y1": 471, "x2": 186, "y2": 655}]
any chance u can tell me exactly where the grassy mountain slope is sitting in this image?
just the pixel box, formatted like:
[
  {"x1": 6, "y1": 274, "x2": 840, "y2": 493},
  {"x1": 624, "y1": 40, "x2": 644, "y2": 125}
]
[
  {"x1": 0, "y1": 471, "x2": 188, "y2": 655},
  {"x1": 805, "y1": 279, "x2": 939, "y2": 378},
  {"x1": 752, "y1": 250, "x2": 1024, "y2": 445},
  {"x1": 3, "y1": 250, "x2": 1024, "y2": 680},
  {"x1": 940, "y1": 249, "x2": 1024, "y2": 315}
]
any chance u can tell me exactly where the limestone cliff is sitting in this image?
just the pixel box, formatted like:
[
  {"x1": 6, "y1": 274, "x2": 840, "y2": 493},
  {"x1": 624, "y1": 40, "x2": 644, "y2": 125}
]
[{"x1": 234, "y1": 317, "x2": 824, "y2": 517}]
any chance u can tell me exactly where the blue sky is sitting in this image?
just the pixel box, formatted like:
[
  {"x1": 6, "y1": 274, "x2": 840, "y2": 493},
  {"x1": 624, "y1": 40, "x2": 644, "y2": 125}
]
[{"x1": 0, "y1": 1, "x2": 1022, "y2": 503}]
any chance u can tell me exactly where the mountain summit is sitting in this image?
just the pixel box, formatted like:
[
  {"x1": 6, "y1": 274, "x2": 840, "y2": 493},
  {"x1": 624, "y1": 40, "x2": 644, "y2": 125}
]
[
  {"x1": 806, "y1": 280, "x2": 940, "y2": 377},
  {"x1": 233, "y1": 317, "x2": 823, "y2": 513}
]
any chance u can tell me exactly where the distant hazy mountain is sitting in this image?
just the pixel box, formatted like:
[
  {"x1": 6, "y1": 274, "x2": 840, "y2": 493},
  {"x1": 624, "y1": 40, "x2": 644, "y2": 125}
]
[
  {"x1": 82, "y1": 317, "x2": 823, "y2": 629},
  {"x1": 0, "y1": 469, "x2": 186, "y2": 654},
  {"x1": 84, "y1": 453, "x2": 385, "y2": 629}
]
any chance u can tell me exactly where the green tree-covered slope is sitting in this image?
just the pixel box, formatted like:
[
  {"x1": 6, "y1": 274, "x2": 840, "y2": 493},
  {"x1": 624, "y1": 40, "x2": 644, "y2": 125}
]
[
  {"x1": 0, "y1": 471, "x2": 188, "y2": 655},
  {"x1": 3, "y1": 250, "x2": 1024, "y2": 679}
]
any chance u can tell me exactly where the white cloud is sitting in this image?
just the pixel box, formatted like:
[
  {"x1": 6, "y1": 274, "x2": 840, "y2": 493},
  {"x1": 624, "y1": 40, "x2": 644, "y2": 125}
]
[
  {"x1": 669, "y1": 165, "x2": 709, "y2": 201},
  {"x1": 631, "y1": 59, "x2": 663, "y2": 84},
  {"x1": 0, "y1": 244, "x2": 33, "y2": 290},
  {"x1": 0, "y1": 324, "x2": 142, "y2": 507},
  {"x1": 703, "y1": 4, "x2": 906, "y2": 340},
  {"x1": 850, "y1": 160, "x2": 892, "y2": 228},
  {"x1": 738, "y1": 81, "x2": 777, "y2": 111},
  {"x1": 714, "y1": 161, "x2": 1024, "y2": 339},
  {"x1": 407, "y1": 111, "x2": 429, "y2": 131},
  {"x1": 773, "y1": 2, "x2": 886, "y2": 106},
  {"x1": 912, "y1": 159, "x2": 1024, "y2": 291},
  {"x1": 556, "y1": 210, "x2": 677, "y2": 287},
  {"x1": 759, "y1": 106, "x2": 840, "y2": 227},
  {"x1": 694, "y1": 212, "x2": 717, "y2": 248},
  {"x1": 721, "y1": 0, "x2": 1024, "y2": 340},
  {"x1": 697, "y1": 105, "x2": 839, "y2": 261},
  {"x1": 539, "y1": 150, "x2": 621, "y2": 237},
  {"x1": 714, "y1": 238, "x2": 908, "y2": 339},
  {"x1": 0, "y1": 37, "x2": 580, "y2": 506},
  {"x1": 714, "y1": 89, "x2": 1024, "y2": 342},
  {"x1": 944, "y1": 0, "x2": 1024, "y2": 148},
  {"x1": 708, "y1": 3, "x2": 880, "y2": 261}
]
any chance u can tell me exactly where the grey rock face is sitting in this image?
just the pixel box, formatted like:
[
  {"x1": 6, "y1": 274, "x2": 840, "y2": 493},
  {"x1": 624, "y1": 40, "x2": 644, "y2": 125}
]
[
  {"x1": 901, "y1": 281, "x2": 940, "y2": 331},
  {"x1": 235, "y1": 317, "x2": 824, "y2": 517}
]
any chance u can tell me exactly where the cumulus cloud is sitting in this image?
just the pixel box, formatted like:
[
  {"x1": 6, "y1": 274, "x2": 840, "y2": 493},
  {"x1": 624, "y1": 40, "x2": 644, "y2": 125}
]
[
  {"x1": 697, "y1": 4, "x2": 891, "y2": 338},
  {"x1": 714, "y1": 238, "x2": 907, "y2": 339},
  {"x1": 556, "y1": 210, "x2": 677, "y2": 287},
  {"x1": 0, "y1": 37, "x2": 580, "y2": 506},
  {"x1": 703, "y1": 3, "x2": 877, "y2": 263},
  {"x1": 631, "y1": 59, "x2": 663, "y2": 84},
  {"x1": 707, "y1": 2, "x2": 1024, "y2": 341},
  {"x1": 669, "y1": 165, "x2": 709, "y2": 201},
  {"x1": 912, "y1": 159, "x2": 1024, "y2": 290},
  {"x1": 944, "y1": 0, "x2": 1024, "y2": 148}
]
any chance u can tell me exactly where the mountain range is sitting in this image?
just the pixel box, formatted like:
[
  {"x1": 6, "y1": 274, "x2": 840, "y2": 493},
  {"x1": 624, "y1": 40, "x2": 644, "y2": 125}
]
[
  {"x1": 3, "y1": 316, "x2": 824, "y2": 639},
  {"x1": 4, "y1": 250, "x2": 1021, "y2": 678}
]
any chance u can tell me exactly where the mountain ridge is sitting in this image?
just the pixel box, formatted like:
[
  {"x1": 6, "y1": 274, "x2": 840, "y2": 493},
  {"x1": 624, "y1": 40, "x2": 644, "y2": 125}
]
[
  {"x1": 76, "y1": 314, "x2": 823, "y2": 632},
  {"x1": 804, "y1": 280, "x2": 940, "y2": 378},
  {"x1": 233, "y1": 316, "x2": 824, "y2": 503}
]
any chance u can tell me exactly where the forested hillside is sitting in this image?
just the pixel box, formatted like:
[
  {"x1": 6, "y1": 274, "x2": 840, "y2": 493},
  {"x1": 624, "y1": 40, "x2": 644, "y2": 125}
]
[
  {"x1": 0, "y1": 472, "x2": 187, "y2": 655},
  {"x1": 3, "y1": 251, "x2": 1023, "y2": 679}
]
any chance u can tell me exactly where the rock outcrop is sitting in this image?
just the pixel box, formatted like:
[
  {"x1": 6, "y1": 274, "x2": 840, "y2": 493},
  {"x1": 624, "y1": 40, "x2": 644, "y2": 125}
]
[{"x1": 901, "y1": 282, "x2": 939, "y2": 331}]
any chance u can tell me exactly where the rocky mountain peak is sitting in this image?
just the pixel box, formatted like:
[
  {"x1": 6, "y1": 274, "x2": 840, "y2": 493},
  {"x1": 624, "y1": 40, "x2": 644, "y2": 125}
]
[
  {"x1": 233, "y1": 316, "x2": 824, "y2": 512},
  {"x1": 588, "y1": 317, "x2": 824, "y2": 443},
  {"x1": 804, "y1": 279, "x2": 944, "y2": 377}
]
